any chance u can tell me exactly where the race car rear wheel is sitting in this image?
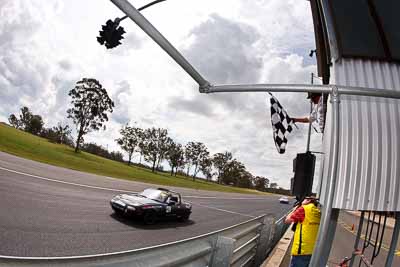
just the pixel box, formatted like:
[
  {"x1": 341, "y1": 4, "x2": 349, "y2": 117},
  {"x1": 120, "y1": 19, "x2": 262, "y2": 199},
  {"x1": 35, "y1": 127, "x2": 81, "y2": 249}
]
[{"x1": 143, "y1": 210, "x2": 158, "y2": 225}]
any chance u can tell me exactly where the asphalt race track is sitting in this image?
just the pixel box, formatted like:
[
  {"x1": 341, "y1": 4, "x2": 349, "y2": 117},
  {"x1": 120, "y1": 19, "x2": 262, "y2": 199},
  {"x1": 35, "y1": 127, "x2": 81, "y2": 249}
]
[{"x1": 0, "y1": 152, "x2": 292, "y2": 257}]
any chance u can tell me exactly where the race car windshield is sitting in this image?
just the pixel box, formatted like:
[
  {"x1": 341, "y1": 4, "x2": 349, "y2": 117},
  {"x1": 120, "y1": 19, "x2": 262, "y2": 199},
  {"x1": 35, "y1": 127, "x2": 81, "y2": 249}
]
[{"x1": 139, "y1": 189, "x2": 168, "y2": 203}]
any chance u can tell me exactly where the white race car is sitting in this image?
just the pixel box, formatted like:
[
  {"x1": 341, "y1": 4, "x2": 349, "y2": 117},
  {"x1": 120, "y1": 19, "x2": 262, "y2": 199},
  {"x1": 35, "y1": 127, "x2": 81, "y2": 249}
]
[{"x1": 279, "y1": 196, "x2": 289, "y2": 204}]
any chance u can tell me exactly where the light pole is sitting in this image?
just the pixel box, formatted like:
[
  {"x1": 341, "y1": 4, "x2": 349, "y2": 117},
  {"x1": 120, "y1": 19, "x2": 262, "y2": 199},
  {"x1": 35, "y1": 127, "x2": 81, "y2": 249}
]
[
  {"x1": 117, "y1": 0, "x2": 166, "y2": 23},
  {"x1": 97, "y1": 0, "x2": 167, "y2": 49},
  {"x1": 305, "y1": 73, "x2": 314, "y2": 152},
  {"x1": 108, "y1": 0, "x2": 210, "y2": 88}
]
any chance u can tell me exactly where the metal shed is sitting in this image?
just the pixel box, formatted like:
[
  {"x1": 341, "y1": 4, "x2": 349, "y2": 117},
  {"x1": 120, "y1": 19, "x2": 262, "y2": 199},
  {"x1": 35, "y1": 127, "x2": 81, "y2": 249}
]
[{"x1": 316, "y1": 0, "x2": 400, "y2": 212}]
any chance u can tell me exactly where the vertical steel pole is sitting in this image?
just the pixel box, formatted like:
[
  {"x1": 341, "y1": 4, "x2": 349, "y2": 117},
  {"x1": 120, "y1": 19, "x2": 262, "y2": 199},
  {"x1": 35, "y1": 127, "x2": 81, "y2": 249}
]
[
  {"x1": 109, "y1": 0, "x2": 210, "y2": 90},
  {"x1": 384, "y1": 212, "x2": 400, "y2": 267},
  {"x1": 349, "y1": 211, "x2": 365, "y2": 267},
  {"x1": 306, "y1": 73, "x2": 314, "y2": 152},
  {"x1": 309, "y1": 86, "x2": 340, "y2": 266}
]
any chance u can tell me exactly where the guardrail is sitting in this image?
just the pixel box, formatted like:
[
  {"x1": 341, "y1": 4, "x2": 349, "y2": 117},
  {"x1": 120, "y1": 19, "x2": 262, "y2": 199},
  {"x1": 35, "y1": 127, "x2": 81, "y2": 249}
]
[{"x1": 0, "y1": 213, "x2": 290, "y2": 267}]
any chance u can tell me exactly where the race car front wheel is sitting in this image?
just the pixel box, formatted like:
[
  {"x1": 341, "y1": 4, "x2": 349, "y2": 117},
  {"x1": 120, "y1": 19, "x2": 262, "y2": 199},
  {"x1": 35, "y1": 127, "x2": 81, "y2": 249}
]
[
  {"x1": 178, "y1": 214, "x2": 190, "y2": 222},
  {"x1": 112, "y1": 207, "x2": 124, "y2": 216}
]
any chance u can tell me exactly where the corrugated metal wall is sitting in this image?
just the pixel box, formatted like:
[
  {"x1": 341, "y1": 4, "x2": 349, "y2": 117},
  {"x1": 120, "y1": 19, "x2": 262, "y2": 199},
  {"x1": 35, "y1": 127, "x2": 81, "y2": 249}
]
[{"x1": 319, "y1": 58, "x2": 400, "y2": 211}]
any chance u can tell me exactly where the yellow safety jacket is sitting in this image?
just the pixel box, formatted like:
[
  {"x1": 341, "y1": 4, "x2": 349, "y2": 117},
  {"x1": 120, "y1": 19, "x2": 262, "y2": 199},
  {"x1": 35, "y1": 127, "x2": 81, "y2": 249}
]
[{"x1": 291, "y1": 203, "x2": 321, "y2": 256}]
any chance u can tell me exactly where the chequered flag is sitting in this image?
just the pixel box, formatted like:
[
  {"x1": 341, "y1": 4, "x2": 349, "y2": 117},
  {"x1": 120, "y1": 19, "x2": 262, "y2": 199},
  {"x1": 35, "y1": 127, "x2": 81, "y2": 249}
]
[{"x1": 269, "y1": 93, "x2": 296, "y2": 154}]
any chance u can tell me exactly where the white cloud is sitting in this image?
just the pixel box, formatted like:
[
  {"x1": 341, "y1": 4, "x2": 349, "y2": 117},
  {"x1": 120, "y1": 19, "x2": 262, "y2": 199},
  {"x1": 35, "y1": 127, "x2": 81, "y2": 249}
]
[{"x1": 0, "y1": 0, "x2": 322, "y2": 189}]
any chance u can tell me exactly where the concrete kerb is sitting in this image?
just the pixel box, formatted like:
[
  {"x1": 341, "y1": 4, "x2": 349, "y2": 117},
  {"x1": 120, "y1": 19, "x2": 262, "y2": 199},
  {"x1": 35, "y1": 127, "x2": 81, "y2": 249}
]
[{"x1": 260, "y1": 226, "x2": 293, "y2": 267}]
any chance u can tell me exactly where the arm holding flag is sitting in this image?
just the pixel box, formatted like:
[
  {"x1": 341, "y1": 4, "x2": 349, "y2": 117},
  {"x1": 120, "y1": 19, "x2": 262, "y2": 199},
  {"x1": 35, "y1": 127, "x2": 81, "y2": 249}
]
[
  {"x1": 291, "y1": 93, "x2": 325, "y2": 133},
  {"x1": 293, "y1": 117, "x2": 311, "y2": 123}
]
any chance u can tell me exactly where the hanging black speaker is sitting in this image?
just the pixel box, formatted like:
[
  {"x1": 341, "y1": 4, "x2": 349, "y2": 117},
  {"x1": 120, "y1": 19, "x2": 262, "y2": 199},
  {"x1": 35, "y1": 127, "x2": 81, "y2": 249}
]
[{"x1": 292, "y1": 152, "x2": 316, "y2": 198}]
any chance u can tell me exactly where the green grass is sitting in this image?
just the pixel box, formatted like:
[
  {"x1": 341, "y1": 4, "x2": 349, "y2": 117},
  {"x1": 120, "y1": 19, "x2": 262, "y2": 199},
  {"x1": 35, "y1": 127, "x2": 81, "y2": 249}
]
[{"x1": 0, "y1": 123, "x2": 268, "y2": 195}]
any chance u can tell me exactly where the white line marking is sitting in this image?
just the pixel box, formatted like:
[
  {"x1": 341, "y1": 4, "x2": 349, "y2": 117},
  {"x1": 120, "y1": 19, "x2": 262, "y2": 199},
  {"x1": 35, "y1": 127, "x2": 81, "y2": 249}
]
[
  {"x1": 0, "y1": 165, "x2": 259, "y2": 218},
  {"x1": 0, "y1": 166, "x2": 135, "y2": 193},
  {"x1": 184, "y1": 196, "x2": 269, "y2": 200},
  {"x1": 0, "y1": 214, "x2": 265, "y2": 259},
  {"x1": 0, "y1": 166, "x2": 270, "y2": 200},
  {"x1": 190, "y1": 202, "x2": 255, "y2": 218}
]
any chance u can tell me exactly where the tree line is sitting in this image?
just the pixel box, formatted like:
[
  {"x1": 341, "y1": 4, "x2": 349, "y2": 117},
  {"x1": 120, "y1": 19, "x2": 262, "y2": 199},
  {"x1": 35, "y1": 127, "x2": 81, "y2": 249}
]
[
  {"x1": 114, "y1": 124, "x2": 271, "y2": 189},
  {"x1": 7, "y1": 78, "x2": 284, "y2": 192}
]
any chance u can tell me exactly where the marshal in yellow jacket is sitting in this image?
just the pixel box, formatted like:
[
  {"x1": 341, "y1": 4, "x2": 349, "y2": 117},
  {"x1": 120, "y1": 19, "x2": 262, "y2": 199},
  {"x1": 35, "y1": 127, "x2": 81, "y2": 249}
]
[{"x1": 287, "y1": 201, "x2": 321, "y2": 256}]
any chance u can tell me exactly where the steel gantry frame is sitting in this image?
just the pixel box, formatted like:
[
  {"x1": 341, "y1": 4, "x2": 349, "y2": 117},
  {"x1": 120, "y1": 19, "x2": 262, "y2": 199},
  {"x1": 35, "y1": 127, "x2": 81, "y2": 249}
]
[{"x1": 109, "y1": 0, "x2": 400, "y2": 266}]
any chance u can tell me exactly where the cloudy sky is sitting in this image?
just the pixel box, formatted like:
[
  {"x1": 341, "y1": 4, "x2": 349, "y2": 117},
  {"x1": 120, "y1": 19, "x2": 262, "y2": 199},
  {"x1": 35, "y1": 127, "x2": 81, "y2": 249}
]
[{"x1": 0, "y1": 0, "x2": 324, "y2": 189}]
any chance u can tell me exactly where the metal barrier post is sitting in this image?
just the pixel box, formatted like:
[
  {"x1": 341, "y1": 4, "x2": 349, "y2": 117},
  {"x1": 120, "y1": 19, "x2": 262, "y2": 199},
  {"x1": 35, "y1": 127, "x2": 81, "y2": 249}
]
[
  {"x1": 309, "y1": 86, "x2": 341, "y2": 266},
  {"x1": 349, "y1": 211, "x2": 365, "y2": 267},
  {"x1": 209, "y1": 236, "x2": 235, "y2": 267},
  {"x1": 385, "y1": 212, "x2": 400, "y2": 267},
  {"x1": 254, "y1": 217, "x2": 275, "y2": 266}
]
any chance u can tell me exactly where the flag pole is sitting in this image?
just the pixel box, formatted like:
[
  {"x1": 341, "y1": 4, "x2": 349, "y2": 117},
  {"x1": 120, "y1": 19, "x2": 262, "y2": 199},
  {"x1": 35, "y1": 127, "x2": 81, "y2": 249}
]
[{"x1": 306, "y1": 73, "x2": 314, "y2": 152}]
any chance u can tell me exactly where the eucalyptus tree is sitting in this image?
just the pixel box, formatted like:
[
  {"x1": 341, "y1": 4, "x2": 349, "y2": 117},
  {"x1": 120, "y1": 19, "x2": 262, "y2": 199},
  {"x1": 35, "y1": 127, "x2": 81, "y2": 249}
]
[
  {"x1": 270, "y1": 182, "x2": 278, "y2": 189},
  {"x1": 175, "y1": 153, "x2": 186, "y2": 176},
  {"x1": 185, "y1": 141, "x2": 209, "y2": 180},
  {"x1": 264, "y1": 177, "x2": 270, "y2": 188},
  {"x1": 237, "y1": 170, "x2": 253, "y2": 189},
  {"x1": 221, "y1": 159, "x2": 246, "y2": 185},
  {"x1": 67, "y1": 78, "x2": 114, "y2": 152},
  {"x1": 253, "y1": 176, "x2": 270, "y2": 191},
  {"x1": 184, "y1": 143, "x2": 193, "y2": 176},
  {"x1": 8, "y1": 114, "x2": 22, "y2": 129},
  {"x1": 116, "y1": 124, "x2": 143, "y2": 165},
  {"x1": 137, "y1": 130, "x2": 146, "y2": 164},
  {"x1": 8, "y1": 106, "x2": 43, "y2": 135},
  {"x1": 176, "y1": 154, "x2": 188, "y2": 176},
  {"x1": 27, "y1": 115, "x2": 44, "y2": 135},
  {"x1": 156, "y1": 136, "x2": 173, "y2": 171},
  {"x1": 212, "y1": 151, "x2": 233, "y2": 184},
  {"x1": 19, "y1": 106, "x2": 33, "y2": 130},
  {"x1": 199, "y1": 156, "x2": 213, "y2": 181},
  {"x1": 141, "y1": 127, "x2": 169, "y2": 172},
  {"x1": 41, "y1": 123, "x2": 73, "y2": 146},
  {"x1": 166, "y1": 141, "x2": 184, "y2": 176},
  {"x1": 52, "y1": 123, "x2": 73, "y2": 145}
]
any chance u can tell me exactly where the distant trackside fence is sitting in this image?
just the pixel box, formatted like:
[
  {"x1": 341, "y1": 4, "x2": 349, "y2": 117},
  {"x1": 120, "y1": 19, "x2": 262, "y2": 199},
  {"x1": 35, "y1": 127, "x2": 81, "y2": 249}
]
[{"x1": 0, "y1": 212, "x2": 290, "y2": 267}]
